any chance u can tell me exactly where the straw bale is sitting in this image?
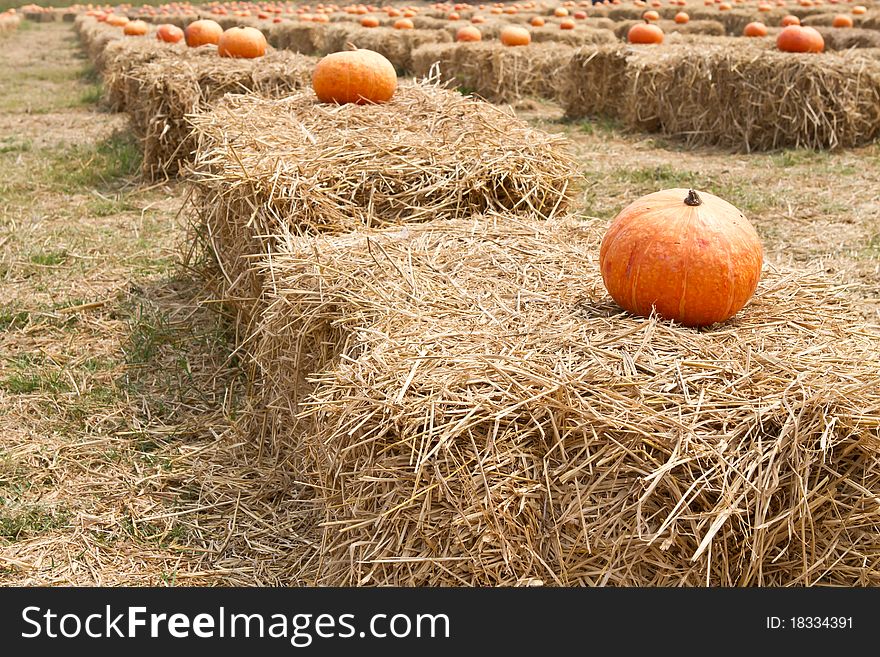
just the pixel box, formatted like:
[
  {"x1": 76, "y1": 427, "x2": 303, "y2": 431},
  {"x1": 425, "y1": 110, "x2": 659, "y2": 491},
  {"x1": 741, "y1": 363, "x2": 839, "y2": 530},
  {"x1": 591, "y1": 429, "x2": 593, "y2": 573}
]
[
  {"x1": 268, "y1": 21, "x2": 327, "y2": 54},
  {"x1": 99, "y1": 38, "x2": 186, "y2": 111},
  {"x1": 689, "y1": 9, "x2": 761, "y2": 35},
  {"x1": 252, "y1": 213, "x2": 880, "y2": 586},
  {"x1": 613, "y1": 19, "x2": 726, "y2": 40},
  {"x1": 529, "y1": 25, "x2": 617, "y2": 46},
  {"x1": 127, "y1": 48, "x2": 315, "y2": 180},
  {"x1": 559, "y1": 44, "x2": 643, "y2": 120},
  {"x1": 624, "y1": 44, "x2": 880, "y2": 150},
  {"x1": 186, "y1": 82, "x2": 577, "y2": 320},
  {"x1": 411, "y1": 41, "x2": 576, "y2": 103},
  {"x1": 815, "y1": 27, "x2": 880, "y2": 50},
  {"x1": 320, "y1": 24, "x2": 451, "y2": 72}
]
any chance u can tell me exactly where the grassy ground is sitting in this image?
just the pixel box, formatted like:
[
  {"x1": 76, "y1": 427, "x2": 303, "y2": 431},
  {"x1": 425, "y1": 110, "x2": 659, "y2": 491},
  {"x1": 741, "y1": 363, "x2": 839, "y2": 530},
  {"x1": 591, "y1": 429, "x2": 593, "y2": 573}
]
[{"x1": 0, "y1": 21, "x2": 877, "y2": 585}]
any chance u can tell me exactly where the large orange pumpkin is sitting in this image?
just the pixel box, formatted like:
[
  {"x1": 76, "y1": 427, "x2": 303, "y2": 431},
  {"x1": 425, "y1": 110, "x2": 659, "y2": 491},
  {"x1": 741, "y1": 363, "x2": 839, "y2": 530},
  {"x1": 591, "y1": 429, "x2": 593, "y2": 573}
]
[
  {"x1": 156, "y1": 23, "x2": 185, "y2": 43},
  {"x1": 312, "y1": 49, "x2": 398, "y2": 104},
  {"x1": 185, "y1": 19, "x2": 223, "y2": 47},
  {"x1": 218, "y1": 26, "x2": 267, "y2": 58},
  {"x1": 500, "y1": 25, "x2": 531, "y2": 45},
  {"x1": 627, "y1": 22, "x2": 664, "y2": 43},
  {"x1": 776, "y1": 24, "x2": 824, "y2": 52},
  {"x1": 599, "y1": 188, "x2": 763, "y2": 327}
]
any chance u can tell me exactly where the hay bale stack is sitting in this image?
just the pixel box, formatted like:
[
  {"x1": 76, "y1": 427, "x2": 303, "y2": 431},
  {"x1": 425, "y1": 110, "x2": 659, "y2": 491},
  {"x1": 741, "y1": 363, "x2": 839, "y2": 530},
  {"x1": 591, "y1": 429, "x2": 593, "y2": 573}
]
[
  {"x1": 411, "y1": 41, "x2": 576, "y2": 103},
  {"x1": 253, "y1": 214, "x2": 880, "y2": 587},
  {"x1": 559, "y1": 44, "x2": 642, "y2": 120},
  {"x1": 321, "y1": 25, "x2": 452, "y2": 72},
  {"x1": 128, "y1": 48, "x2": 315, "y2": 181},
  {"x1": 607, "y1": 7, "x2": 645, "y2": 21},
  {"x1": 186, "y1": 83, "x2": 577, "y2": 320},
  {"x1": 689, "y1": 9, "x2": 761, "y2": 35},
  {"x1": 815, "y1": 27, "x2": 880, "y2": 50},
  {"x1": 625, "y1": 44, "x2": 880, "y2": 150},
  {"x1": 268, "y1": 21, "x2": 327, "y2": 54}
]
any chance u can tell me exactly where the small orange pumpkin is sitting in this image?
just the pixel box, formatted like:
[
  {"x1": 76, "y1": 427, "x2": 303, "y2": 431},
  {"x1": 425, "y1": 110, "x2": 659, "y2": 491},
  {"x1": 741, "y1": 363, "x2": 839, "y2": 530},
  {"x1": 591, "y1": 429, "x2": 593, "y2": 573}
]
[
  {"x1": 627, "y1": 21, "x2": 664, "y2": 44},
  {"x1": 560, "y1": 17, "x2": 575, "y2": 29},
  {"x1": 642, "y1": 9, "x2": 659, "y2": 20},
  {"x1": 780, "y1": 14, "x2": 800, "y2": 26},
  {"x1": 185, "y1": 19, "x2": 223, "y2": 47},
  {"x1": 123, "y1": 19, "x2": 149, "y2": 36},
  {"x1": 599, "y1": 188, "x2": 763, "y2": 327},
  {"x1": 674, "y1": 11, "x2": 689, "y2": 23},
  {"x1": 743, "y1": 21, "x2": 768, "y2": 36},
  {"x1": 393, "y1": 17, "x2": 414, "y2": 28},
  {"x1": 831, "y1": 14, "x2": 853, "y2": 27},
  {"x1": 312, "y1": 49, "x2": 397, "y2": 104},
  {"x1": 500, "y1": 25, "x2": 531, "y2": 46},
  {"x1": 456, "y1": 25, "x2": 482, "y2": 41},
  {"x1": 218, "y1": 26, "x2": 267, "y2": 58},
  {"x1": 360, "y1": 16, "x2": 379, "y2": 27},
  {"x1": 156, "y1": 23, "x2": 185, "y2": 43},
  {"x1": 530, "y1": 15, "x2": 545, "y2": 26}
]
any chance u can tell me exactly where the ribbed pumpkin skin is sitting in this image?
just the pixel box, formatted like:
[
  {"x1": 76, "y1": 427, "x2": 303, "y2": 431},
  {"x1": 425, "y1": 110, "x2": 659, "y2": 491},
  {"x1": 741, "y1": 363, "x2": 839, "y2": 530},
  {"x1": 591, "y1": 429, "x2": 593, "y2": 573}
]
[
  {"x1": 599, "y1": 189, "x2": 763, "y2": 327},
  {"x1": 312, "y1": 50, "x2": 397, "y2": 105}
]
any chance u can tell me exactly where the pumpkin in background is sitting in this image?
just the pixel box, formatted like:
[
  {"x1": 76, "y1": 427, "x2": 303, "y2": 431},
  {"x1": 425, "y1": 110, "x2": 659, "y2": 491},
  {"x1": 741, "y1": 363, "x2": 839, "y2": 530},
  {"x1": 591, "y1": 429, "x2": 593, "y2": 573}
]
[
  {"x1": 627, "y1": 22, "x2": 664, "y2": 44},
  {"x1": 777, "y1": 24, "x2": 824, "y2": 52},
  {"x1": 105, "y1": 14, "x2": 129, "y2": 27},
  {"x1": 780, "y1": 14, "x2": 800, "y2": 26},
  {"x1": 599, "y1": 189, "x2": 763, "y2": 327},
  {"x1": 674, "y1": 11, "x2": 689, "y2": 23},
  {"x1": 360, "y1": 15, "x2": 380, "y2": 27},
  {"x1": 156, "y1": 23, "x2": 185, "y2": 43},
  {"x1": 456, "y1": 25, "x2": 482, "y2": 41},
  {"x1": 500, "y1": 25, "x2": 531, "y2": 45},
  {"x1": 530, "y1": 15, "x2": 545, "y2": 26},
  {"x1": 123, "y1": 19, "x2": 149, "y2": 36},
  {"x1": 643, "y1": 9, "x2": 660, "y2": 20},
  {"x1": 393, "y1": 17, "x2": 414, "y2": 28},
  {"x1": 218, "y1": 26, "x2": 267, "y2": 58},
  {"x1": 832, "y1": 14, "x2": 853, "y2": 27},
  {"x1": 560, "y1": 18, "x2": 575, "y2": 29},
  {"x1": 312, "y1": 49, "x2": 397, "y2": 104},
  {"x1": 743, "y1": 21, "x2": 768, "y2": 36},
  {"x1": 185, "y1": 19, "x2": 223, "y2": 46}
]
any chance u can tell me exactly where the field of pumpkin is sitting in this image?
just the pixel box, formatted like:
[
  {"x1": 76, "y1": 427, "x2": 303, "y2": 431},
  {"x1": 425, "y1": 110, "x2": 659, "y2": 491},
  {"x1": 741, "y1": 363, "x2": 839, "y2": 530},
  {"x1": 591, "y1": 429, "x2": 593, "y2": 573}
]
[{"x1": 1, "y1": 0, "x2": 879, "y2": 588}]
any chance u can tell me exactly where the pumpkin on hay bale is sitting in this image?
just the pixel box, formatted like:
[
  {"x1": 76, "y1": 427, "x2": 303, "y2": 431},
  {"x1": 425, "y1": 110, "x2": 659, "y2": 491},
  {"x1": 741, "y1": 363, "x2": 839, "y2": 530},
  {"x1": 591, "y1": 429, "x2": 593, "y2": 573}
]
[
  {"x1": 184, "y1": 82, "x2": 577, "y2": 325},
  {"x1": 249, "y1": 213, "x2": 880, "y2": 586}
]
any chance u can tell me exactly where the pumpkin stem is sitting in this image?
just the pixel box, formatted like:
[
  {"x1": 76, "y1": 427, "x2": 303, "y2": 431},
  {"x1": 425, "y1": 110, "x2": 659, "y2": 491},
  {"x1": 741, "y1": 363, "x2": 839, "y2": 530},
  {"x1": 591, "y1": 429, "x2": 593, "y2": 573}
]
[{"x1": 684, "y1": 189, "x2": 702, "y2": 207}]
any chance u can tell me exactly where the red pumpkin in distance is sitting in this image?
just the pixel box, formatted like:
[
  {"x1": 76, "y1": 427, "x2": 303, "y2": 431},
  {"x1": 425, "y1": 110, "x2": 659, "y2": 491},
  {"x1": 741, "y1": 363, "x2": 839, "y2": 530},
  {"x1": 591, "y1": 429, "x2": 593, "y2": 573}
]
[
  {"x1": 312, "y1": 49, "x2": 398, "y2": 104},
  {"x1": 185, "y1": 19, "x2": 223, "y2": 47},
  {"x1": 776, "y1": 24, "x2": 824, "y2": 52},
  {"x1": 599, "y1": 189, "x2": 763, "y2": 327},
  {"x1": 628, "y1": 21, "x2": 664, "y2": 43}
]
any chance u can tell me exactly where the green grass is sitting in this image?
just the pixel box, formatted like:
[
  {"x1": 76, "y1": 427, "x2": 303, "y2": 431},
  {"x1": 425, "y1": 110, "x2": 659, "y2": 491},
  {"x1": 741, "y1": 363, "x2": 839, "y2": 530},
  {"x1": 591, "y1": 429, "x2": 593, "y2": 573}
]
[
  {"x1": 29, "y1": 250, "x2": 68, "y2": 267},
  {"x1": 0, "y1": 307, "x2": 29, "y2": 331},
  {"x1": 46, "y1": 132, "x2": 141, "y2": 191},
  {"x1": 0, "y1": 505, "x2": 69, "y2": 541}
]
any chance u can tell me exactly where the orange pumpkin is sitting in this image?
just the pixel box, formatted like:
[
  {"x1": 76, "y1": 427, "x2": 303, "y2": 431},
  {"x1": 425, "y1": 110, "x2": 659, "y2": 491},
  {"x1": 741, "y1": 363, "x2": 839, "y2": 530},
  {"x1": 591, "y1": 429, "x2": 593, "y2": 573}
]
[
  {"x1": 156, "y1": 23, "x2": 185, "y2": 43},
  {"x1": 312, "y1": 49, "x2": 397, "y2": 104},
  {"x1": 360, "y1": 15, "x2": 379, "y2": 26},
  {"x1": 599, "y1": 189, "x2": 763, "y2": 327},
  {"x1": 554, "y1": 6, "x2": 569, "y2": 15},
  {"x1": 500, "y1": 25, "x2": 531, "y2": 45},
  {"x1": 776, "y1": 24, "x2": 824, "y2": 52},
  {"x1": 627, "y1": 22, "x2": 664, "y2": 43},
  {"x1": 743, "y1": 20, "x2": 768, "y2": 36},
  {"x1": 185, "y1": 19, "x2": 223, "y2": 47},
  {"x1": 530, "y1": 15, "x2": 545, "y2": 26},
  {"x1": 643, "y1": 9, "x2": 660, "y2": 20},
  {"x1": 393, "y1": 17, "x2": 414, "y2": 28},
  {"x1": 456, "y1": 25, "x2": 482, "y2": 40},
  {"x1": 852, "y1": 5, "x2": 866, "y2": 14},
  {"x1": 218, "y1": 26, "x2": 267, "y2": 58},
  {"x1": 674, "y1": 11, "x2": 689, "y2": 22},
  {"x1": 560, "y1": 17, "x2": 575, "y2": 28},
  {"x1": 123, "y1": 19, "x2": 149, "y2": 36},
  {"x1": 780, "y1": 14, "x2": 800, "y2": 26},
  {"x1": 831, "y1": 14, "x2": 853, "y2": 27},
  {"x1": 105, "y1": 14, "x2": 129, "y2": 27}
]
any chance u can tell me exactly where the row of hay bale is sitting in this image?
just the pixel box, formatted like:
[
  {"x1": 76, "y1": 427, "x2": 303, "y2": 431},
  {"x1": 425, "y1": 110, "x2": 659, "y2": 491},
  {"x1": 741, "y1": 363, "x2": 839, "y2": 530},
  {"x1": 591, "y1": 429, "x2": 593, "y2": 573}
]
[
  {"x1": 75, "y1": 16, "x2": 315, "y2": 180},
  {"x1": 562, "y1": 42, "x2": 880, "y2": 151},
  {"x1": 179, "y1": 78, "x2": 880, "y2": 587}
]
